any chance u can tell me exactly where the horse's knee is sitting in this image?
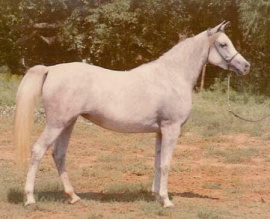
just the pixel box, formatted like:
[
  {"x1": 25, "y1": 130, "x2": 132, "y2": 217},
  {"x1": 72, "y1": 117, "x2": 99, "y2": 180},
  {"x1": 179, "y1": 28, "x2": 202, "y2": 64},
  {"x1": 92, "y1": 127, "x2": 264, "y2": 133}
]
[
  {"x1": 155, "y1": 163, "x2": 170, "y2": 175},
  {"x1": 160, "y1": 164, "x2": 170, "y2": 175},
  {"x1": 30, "y1": 143, "x2": 47, "y2": 162}
]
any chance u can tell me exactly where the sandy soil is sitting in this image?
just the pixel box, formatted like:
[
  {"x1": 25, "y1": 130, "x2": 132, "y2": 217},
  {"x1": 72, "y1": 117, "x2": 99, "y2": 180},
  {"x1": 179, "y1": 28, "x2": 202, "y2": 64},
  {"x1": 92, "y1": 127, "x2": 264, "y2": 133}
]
[{"x1": 0, "y1": 121, "x2": 269, "y2": 218}]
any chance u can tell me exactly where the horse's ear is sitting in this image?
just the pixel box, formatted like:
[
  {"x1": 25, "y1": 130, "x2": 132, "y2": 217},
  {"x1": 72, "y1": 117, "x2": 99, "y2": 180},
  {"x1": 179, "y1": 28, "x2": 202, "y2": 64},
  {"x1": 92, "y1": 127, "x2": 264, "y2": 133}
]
[
  {"x1": 218, "y1": 21, "x2": 230, "y2": 32},
  {"x1": 210, "y1": 21, "x2": 227, "y2": 34}
]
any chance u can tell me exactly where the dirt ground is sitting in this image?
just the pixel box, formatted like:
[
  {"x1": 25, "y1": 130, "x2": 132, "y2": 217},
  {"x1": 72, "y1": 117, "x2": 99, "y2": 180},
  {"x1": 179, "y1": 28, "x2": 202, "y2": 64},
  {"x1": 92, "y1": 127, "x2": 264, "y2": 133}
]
[{"x1": 0, "y1": 119, "x2": 270, "y2": 218}]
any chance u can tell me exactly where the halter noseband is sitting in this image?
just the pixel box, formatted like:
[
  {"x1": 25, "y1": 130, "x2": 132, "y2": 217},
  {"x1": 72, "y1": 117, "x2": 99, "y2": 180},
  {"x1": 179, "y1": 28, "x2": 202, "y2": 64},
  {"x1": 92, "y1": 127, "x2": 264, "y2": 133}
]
[{"x1": 207, "y1": 28, "x2": 239, "y2": 70}]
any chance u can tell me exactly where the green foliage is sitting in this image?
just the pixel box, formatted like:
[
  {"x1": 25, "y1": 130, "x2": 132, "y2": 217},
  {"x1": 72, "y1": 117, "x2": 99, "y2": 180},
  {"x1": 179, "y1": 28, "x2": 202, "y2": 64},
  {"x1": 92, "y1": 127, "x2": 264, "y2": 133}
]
[
  {"x1": 240, "y1": 0, "x2": 270, "y2": 50},
  {"x1": 0, "y1": 71, "x2": 22, "y2": 106},
  {"x1": 239, "y1": 0, "x2": 270, "y2": 95},
  {"x1": 0, "y1": 0, "x2": 22, "y2": 73},
  {"x1": 0, "y1": 0, "x2": 269, "y2": 95},
  {"x1": 181, "y1": 0, "x2": 238, "y2": 34},
  {"x1": 62, "y1": 0, "x2": 186, "y2": 70}
]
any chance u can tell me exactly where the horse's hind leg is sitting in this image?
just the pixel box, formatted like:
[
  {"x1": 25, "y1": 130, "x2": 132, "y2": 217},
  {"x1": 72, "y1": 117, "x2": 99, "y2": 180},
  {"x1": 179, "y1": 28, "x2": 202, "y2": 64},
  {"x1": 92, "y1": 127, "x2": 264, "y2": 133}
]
[
  {"x1": 25, "y1": 125, "x2": 66, "y2": 205},
  {"x1": 52, "y1": 120, "x2": 80, "y2": 204}
]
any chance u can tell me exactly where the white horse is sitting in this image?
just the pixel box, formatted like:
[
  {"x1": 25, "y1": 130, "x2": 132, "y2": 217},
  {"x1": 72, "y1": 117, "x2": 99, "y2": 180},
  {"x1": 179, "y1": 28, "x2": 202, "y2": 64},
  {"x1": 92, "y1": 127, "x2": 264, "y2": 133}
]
[{"x1": 15, "y1": 21, "x2": 250, "y2": 207}]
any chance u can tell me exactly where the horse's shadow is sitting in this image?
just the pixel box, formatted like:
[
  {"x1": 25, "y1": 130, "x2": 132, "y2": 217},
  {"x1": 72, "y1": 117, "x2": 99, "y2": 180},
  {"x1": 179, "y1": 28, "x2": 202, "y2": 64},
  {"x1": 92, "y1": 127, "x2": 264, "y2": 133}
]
[
  {"x1": 7, "y1": 188, "x2": 219, "y2": 204},
  {"x1": 78, "y1": 191, "x2": 219, "y2": 202}
]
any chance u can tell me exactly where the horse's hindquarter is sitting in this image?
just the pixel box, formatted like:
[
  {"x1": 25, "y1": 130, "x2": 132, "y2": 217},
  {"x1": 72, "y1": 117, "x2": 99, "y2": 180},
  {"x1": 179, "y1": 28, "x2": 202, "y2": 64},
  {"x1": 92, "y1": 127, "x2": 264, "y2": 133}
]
[{"x1": 42, "y1": 62, "x2": 192, "y2": 132}]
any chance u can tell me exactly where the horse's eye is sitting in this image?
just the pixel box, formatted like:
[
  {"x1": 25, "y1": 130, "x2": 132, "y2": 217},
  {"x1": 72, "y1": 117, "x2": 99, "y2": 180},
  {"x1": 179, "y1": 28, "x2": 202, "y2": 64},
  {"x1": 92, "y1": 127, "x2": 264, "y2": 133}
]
[{"x1": 220, "y1": 43, "x2": 227, "y2": 48}]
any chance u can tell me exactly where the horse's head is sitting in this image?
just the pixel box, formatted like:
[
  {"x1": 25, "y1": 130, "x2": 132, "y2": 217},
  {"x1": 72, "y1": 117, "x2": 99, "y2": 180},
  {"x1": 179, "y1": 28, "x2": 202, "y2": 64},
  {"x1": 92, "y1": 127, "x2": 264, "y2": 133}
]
[{"x1": 207, "y1": 21, "x2": 250, "y2": 75}]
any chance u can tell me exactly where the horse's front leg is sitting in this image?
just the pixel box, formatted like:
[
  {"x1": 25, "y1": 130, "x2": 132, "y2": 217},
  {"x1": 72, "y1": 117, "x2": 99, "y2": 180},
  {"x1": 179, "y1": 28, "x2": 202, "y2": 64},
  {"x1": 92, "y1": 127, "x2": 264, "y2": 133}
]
[
  {"x1": 156, "y1": 123, "x2": 180, "y2": 208},
  {"x1": 152, "y1": 133, "x2": 161, "y2": 194}
]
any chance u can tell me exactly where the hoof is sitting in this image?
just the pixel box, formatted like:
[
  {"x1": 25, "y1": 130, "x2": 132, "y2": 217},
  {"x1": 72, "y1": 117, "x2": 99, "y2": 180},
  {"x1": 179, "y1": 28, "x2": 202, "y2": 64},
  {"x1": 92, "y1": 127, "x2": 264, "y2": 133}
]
[
  {"x1": 154, "y1": 193, "x2": 174, "y2": 208},
  {"x1": 24, "y1": 200, "x2": 36, "y2": 207},
  {"x1": 163, "y1": 201, "x2": 174, "y2": 208},
  {"x1": 69, "y1": 195, "x2": 81, "y2": 204},
  {"x1": 24, "y1": 196, "x2": 36, "y2": 206}
]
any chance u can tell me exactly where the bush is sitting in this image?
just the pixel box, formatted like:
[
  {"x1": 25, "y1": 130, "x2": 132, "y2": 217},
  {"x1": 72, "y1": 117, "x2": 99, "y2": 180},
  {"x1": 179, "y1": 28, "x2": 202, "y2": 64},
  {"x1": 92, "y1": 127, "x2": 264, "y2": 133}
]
[{"x1": 0, "y1": 72, "x2": 22, "y2": 106}]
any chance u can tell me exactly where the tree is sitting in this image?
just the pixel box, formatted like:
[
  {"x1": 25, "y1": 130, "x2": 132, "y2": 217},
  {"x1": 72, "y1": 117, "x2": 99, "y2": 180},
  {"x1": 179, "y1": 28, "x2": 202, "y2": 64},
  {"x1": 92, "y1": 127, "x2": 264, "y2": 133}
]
[
  {"x1": 61, "y1": 0, "x2": 186, "y2": 70},
  {"x1": 181, "y1": 0, "x2": 242, "y2": 90},
  {"x1": 0, "y1": 0, "x2": 269, "y2": 96},
  {"x1": 239, "y1": 0, "x2": 270, "y2": 94},
  {"x1": 0, "y1": 0, "x2": 23, "y2": 73}
]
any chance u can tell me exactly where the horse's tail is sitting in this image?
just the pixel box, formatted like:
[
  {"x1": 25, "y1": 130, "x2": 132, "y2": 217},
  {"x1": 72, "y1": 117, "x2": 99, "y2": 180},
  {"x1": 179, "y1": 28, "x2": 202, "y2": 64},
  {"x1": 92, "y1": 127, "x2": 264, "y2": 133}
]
[{"x1": 15, "y1": 65, "x2": 48, "y2": 165}]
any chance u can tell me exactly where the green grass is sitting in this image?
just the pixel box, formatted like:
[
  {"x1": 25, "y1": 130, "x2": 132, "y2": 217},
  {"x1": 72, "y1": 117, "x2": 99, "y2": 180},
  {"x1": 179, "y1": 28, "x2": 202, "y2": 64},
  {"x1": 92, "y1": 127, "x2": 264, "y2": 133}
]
[
  {"x1": 0, "y1": 73, "x2": 22, "y2": 106},
  {"x1": 97, "y1": 154, "x2": 122, "y2": 163},
  {"x1": 183, "y1": 89, "x2": 270, "y2": 138},
  {"x1": 141, "y1": 201, "x2": 173, "y2": 217},
  {"x1": 203, "y1": 145, "x2": 259, "y2": 163},
  {"x1": 202, "y1": 182, "x2": 222, "y2": 190},
  {"x1": 265, "y1": 157, "x2": 270, "y2": 162},
  {"x1": 197, "y1": 208, "x2": 221, "y2": 219},
  {"x1": 104, "y1": 182, "x2": 150, "y2": 194}
]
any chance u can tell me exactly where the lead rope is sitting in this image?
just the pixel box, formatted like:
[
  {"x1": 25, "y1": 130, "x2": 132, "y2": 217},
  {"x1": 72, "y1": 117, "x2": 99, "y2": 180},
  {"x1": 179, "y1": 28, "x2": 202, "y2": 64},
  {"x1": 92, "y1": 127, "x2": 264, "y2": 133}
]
[
  {"x1": 227, "y1": 74, "x2": 270, "y2": 122},
  {"x1": 200, "y1": 64, "x2": 207, "y2": 91}
]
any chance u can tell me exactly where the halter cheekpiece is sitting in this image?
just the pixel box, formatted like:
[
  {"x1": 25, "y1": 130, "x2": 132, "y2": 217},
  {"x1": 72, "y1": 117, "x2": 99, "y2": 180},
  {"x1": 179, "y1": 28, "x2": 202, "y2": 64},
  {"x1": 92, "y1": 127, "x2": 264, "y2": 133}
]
[{"x1": 207, "y1": 28, "x2": 239, "y2": 70}]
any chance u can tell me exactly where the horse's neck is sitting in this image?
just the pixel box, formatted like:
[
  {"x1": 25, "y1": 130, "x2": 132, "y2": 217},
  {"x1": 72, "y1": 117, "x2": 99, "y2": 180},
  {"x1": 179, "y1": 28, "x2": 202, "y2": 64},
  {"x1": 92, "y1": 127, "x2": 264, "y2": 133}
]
[{"x1": 157, "y1": 31, "x2": 209, "y2": 89}]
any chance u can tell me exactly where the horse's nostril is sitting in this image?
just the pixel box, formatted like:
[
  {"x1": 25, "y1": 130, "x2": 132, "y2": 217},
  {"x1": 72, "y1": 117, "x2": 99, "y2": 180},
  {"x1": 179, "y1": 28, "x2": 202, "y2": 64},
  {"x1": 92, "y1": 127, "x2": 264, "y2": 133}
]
[{"x1": 245, "y1": 63, "x2": 250, "y2": 69}]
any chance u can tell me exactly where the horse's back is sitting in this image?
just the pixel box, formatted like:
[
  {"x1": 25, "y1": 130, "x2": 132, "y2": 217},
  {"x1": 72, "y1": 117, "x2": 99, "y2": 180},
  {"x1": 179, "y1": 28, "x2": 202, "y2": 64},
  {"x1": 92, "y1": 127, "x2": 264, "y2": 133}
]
[{"x1": 42, "y1": 62, "x2": 163, "y2": 131}]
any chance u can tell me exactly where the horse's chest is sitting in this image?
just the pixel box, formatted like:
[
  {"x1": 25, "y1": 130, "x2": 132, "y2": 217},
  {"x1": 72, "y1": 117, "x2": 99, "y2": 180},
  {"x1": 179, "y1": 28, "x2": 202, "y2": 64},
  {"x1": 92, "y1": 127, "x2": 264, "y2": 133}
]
[{"x1": 159, "y1": 97, "x2": 192, "y2": 124}]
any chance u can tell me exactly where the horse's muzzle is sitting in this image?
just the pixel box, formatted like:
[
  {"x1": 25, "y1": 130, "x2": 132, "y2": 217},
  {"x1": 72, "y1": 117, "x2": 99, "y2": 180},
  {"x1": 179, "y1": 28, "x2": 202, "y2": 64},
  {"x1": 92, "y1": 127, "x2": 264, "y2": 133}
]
[
  {"x1": 243, "y1": 62, "x2": 250, "y2": 75},
  {"x1": 235, "y1": 61, "x2": 250, "y2": 76}
]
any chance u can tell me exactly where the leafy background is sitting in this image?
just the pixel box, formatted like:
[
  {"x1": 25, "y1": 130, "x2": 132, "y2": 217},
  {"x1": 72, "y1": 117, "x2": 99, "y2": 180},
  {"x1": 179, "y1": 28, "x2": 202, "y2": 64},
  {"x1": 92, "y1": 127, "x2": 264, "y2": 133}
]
[{"x1": 0, "y1": 0, "x2": 269, "y2": 95}]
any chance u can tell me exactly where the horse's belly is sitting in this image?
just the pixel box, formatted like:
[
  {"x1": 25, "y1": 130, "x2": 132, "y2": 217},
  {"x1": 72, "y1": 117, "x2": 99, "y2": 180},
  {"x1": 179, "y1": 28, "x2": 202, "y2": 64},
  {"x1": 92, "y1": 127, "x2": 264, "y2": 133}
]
[{"x1": 81, "y1": 114, "x2": 160, "y2": 133}]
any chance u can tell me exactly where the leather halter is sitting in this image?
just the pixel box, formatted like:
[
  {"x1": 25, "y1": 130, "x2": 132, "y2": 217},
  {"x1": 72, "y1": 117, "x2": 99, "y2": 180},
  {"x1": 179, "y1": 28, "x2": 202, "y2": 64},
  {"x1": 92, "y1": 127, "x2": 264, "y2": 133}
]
[{"x1": 207, "y1": 28, "x2": 239, "y2": 70}]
